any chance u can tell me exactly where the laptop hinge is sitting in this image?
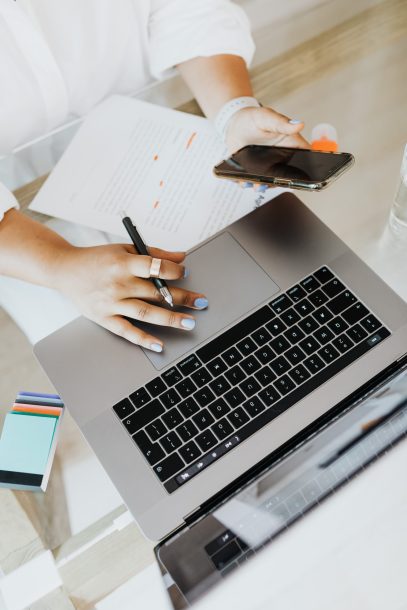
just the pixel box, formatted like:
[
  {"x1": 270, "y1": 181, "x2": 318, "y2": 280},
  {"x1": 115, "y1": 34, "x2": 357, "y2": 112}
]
[{"x1": 183, "y1": 507, "x2": 202, "y2": 527}]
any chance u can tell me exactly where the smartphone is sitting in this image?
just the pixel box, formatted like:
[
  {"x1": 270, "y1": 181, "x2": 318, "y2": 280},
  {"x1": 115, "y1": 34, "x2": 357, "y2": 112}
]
[{"x1": 213, "y1": 145, "x2": 354, "y2": 191}]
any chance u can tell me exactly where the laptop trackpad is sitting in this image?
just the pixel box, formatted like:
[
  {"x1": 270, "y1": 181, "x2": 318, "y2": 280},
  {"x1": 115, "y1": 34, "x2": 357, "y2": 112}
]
[{"x1": 142, "y1": 231, "x2": 280, "y2": 369}]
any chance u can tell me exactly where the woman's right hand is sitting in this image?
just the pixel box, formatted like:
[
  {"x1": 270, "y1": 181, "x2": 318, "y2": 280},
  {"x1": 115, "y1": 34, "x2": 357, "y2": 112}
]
[{"x1": 53, "y1": 242, "x2": 208, "y2": 352}]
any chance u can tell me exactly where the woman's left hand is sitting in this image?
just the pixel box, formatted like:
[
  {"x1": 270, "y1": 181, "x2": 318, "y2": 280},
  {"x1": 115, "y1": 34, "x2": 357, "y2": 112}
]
[{"x1": 225, "y1": 105, "x2": 309, "y2": 155}]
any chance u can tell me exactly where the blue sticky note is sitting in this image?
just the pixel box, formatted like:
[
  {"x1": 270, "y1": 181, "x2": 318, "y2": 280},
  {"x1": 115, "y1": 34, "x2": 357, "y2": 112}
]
[{"x1": 0, "y1": 413, "x2": 57, "y2": 475}]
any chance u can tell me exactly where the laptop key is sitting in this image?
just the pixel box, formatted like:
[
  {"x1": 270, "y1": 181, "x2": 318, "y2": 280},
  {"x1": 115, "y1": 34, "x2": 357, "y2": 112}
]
[
  {"x1": 254, "y1": 365, "x2": 277, "y2": 387},
  {"x1": 160, "y1": 388, "x2": 182, "y2": 409},
  {"x1": 225, "y1": 364, "x2": 246, "y2": 385},
  {"x1": 327, "y1": 316, "x2": 349, "y2": 335},
  {"x1": 289, "y1": 364, "x2": 311, "y2": 385},
  {"x1": 222, "y1": 347, "x2": 243, "y2": 366},
  {"x1": 240, "y1": 354, "x2": 262, "y2": 374},
  {"x1": 154, "y1": 453, "x2": 185, "y2": 482},
  {"x1": 254, "y1": 345, "x2": 275, "y2": 365},
  {"x1": 322, "y1": 278, "x2": 345, "y2": 298},
  {"x1": 266, "y1": 318, "x2": 287, "y2": 337},
  {"x1": 122, "y1": 399, "x2": 164, "y2": 434},
  {"x1": 129, "y1": 388, "x2": 150, "y2": 409},
  {"x1": 224, "y1": 387, "x2": 246, "y2": 409},
  {"x1": 269, "y1": 355, "x2": 291, "y2": 375},
  {"x1": 243, "y1": 396, "x2": 265, "y2": 417},
  {"x1": 298, "y1": 315, "x2": 319, "y2": 334},
  {"x1": 162, "y1": 367, "x2": 183, "y2": 387},
  {"x1": 313, "y1": 325, "x2": 334, "y2": 345},
  {"x1": 145, "y1": 377, "x2": 167, "y2": 398},
  {"x1": 193, "y1": 408, "x2": 215, "y2": 431},
  {"x1": 237, "y1": 337, "x2": 257, "y2": 357},
  {"x1": 177, "y1": 354, "x2": 202, "y2": 376},
  {"x1": 176, "y1": 420, "x2": 199, "y2": 442},
  {"x1": 269, "y1": 336, "x2": 291, "y2": 355},
  {"x1": 312, "y1": 306, "x2": 333, "y2": 325},
  {"x1": 327, "y1": 290, "x2": 356, "y2": 315},
  {"x1": 280, "y1": 307, "x2": 300, "y2": 326},
  {"x1": 287, "y1": 284, "x2": 306, "y2": 302},
  {"x1": 274, "y1": 374, "x2": 296, "y2": 395},
  {"x1": 285, "y1": 345, "x2": 306, "y2": 365},
  {"x1": 251, "y1": 326, "x2": 272, "y2": 346},
  {"x1": 227, "y1": 407, "x2": 250, "y2": 429},
  {"x1": 300, "y1": 275, "x2": 321, "y2": 293},
  {"x1": 179, "y1": 441, "x2": 202, "y2": 464},
  {"x1": 308, "y1": 289, "x2": 328, "y2": 307},
  {"x1": 304, "y1": 354, "x2": 325, "y2": 374},
  {"x1": 133, "y1": 431, "x2": 165, "y2": 465},
  {"x1": 318, "y1": 344, "x2": 340, "y2": 364},
  {"x1": 196, "y1": 430, "x2": 218, "y2": 451},
  {"x1": 299, "y1": 336, "x2": 320, "y2": 356},
  {"x1": 145, "y1": 418, "x2": 167, "y2": 441},
  {"x1": 259, "y1": 385, "x2": 280, "y2": 407},
  {"x1": 191, "y1": 367, "x2": 213, "y2": 387},
  {"x1": 195, "y1": 387, "x2": 216, "y2": 408},
  {"x1": 367, "y1": 329, "x2": 390, "y2": 346},
  {"x1": 270, "y1": 294, "x2": 293, "y2": 314},
  {"x1": 347, "y1": 323, "x2": 368, "y2": 343},
  {"x1": 175, "y1": 377, "x2": 197, "y2": 398},
  {"x1": 294, "y1": 298, "x2": 315, "y2": 316},
  {"x1": 332, "y1": 333, "x2": 354, "y2": 354},
  {"x1": 212, "y1": 541, "x2": 242, "y2": 570},
  {"x1": 162, "y1": 407, "x2": 183, "y2": 429},
  {"x1": 207, "y1": 357, "x2": 227, "y2": 377},
  {"x1": 113, "y1": 398, "x2": 134, "y2": 420},
  {"x1": 360, "y1": 315, "x2": 381, "y2": 333},
  {"x1": 342, "y1": 302, "x2": 369, "y2": 325},
  {"x1": 178, "y1": 397, "x2": 200, "y2": 418},
  {"x1": 208, "y1": 398, "x2": 230, "y2": 419},
  {"x1": 313, "y1": 266, "x2": 334, "y2": 284},
  {"x1": 209, "y1": 375, "x2": 231, "y2": 397},
  {"x1": 160, "y1": 432, "x2": 182, "y2": 454},
  {"x1": 239, "y1": 376, "x2": 261, "y2": 397},
  {"x1": 212, "y1": 418, "x2": 234, "y2": 440},
  {"x1": 284, "y1": 325, "x2": 305, "y2": 344}
]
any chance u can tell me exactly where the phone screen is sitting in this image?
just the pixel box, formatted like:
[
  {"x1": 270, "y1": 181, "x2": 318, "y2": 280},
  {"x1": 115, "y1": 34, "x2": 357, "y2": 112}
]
[{"x1": 215, "y1": 145, "x2": 353, "y2": 184}]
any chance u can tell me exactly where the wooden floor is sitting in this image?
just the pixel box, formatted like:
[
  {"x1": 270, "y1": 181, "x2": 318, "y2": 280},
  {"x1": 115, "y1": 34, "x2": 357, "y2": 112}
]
[{"x1": 0, "y1": 0, "x2": 406, "y2": 607}]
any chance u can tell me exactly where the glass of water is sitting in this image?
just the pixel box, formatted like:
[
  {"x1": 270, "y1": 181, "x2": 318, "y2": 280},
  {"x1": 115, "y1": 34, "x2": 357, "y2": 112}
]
[{"x1": 389, "y1": 144, "x2": 407, "y2": 236}]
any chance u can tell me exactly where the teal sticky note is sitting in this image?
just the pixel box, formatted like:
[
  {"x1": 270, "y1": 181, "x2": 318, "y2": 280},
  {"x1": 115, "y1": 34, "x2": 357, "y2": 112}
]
[{"x1": 0, "y1": 412, "x2": 57, "y2": 475}]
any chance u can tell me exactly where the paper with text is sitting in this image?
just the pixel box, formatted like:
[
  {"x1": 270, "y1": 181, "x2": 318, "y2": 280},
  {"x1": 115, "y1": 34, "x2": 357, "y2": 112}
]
[{"x1": 30, "y1": 96, "x2": 283, "y2": 251}]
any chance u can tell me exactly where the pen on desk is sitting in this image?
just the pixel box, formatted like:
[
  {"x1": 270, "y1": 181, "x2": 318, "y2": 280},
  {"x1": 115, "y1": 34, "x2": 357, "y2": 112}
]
[{"x1": 120, "y1": 211, "x2": 174, "y2": 308}]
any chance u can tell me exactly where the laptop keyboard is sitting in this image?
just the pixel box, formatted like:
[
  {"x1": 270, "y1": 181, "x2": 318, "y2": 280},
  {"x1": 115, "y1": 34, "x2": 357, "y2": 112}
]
[{"x1": 112, "y1": 266, "x2": 390, "y2": 493}]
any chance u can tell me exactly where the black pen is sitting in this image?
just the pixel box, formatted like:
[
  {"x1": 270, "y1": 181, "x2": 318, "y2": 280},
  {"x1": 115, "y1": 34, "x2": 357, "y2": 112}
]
[{"x1": 120, "y1": 211, "x2": 174, "y2": 307}]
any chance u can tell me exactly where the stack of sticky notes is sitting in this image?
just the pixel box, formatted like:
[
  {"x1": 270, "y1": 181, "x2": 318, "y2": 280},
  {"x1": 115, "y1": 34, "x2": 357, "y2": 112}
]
[{"x1": 0, "y1": 392, "x2": 64, "y2": 491}]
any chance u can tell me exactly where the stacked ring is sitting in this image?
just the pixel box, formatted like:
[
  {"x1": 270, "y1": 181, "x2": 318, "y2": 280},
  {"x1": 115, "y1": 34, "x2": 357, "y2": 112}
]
[{"x1": 149, "y1": 258, "x2": 162, "y2": 278}]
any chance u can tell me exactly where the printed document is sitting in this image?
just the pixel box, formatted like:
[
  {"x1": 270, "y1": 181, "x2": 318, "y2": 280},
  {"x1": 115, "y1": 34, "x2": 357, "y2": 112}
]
[{"x1": 30, "y1": 95, "x2": 283, "y2": 251}]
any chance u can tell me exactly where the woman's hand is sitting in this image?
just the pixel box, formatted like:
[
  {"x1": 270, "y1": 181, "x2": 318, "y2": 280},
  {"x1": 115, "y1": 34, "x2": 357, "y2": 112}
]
[
  {"x1": 225, "y1": 105, "x2": 309, "y2": 155},
  {"x1": 54, "y1": 243, "x2": 208, "y2": 352}
]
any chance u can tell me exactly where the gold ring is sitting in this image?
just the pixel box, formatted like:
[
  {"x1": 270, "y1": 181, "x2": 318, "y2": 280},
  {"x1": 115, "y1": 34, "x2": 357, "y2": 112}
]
[{"x1": 149, "y1": 258, "x2": 162, "y2": 278}]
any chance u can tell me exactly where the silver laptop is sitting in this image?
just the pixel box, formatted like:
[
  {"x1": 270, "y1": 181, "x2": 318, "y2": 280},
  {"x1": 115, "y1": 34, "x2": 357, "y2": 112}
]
[{"x1": 34, "y1": 192, "x2": 407, "y2": 544}]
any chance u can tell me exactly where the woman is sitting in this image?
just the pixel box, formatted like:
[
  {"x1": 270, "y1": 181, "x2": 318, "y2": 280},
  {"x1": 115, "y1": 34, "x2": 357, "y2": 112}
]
[{"x1": 0, "y1": 0, "x2": 306, "y2": 351}]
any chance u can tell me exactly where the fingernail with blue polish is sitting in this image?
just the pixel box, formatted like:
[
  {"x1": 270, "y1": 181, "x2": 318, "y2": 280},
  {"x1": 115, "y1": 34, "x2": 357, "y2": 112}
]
[
  {"x1": 243, "y1": 181, "x2": 254, "y2": 188},
  {"x1": 181, "y1": 318, "x2": 196, "y2": 330},
  {"x1": 289, "y1": 119, "x2": 302, "y2": 124},
  {"x1": 258, "y1": 184, "x2": 269, "y2": 192},
  {"x1": 194, "y1": 297, "x2": 209, "y2": 309},
  {"x1": 151, "y1": 343, "x2": 163, "y2": 353},
  {"x1": 183, "y1": 267, "x2": 190, "y2": 279}
]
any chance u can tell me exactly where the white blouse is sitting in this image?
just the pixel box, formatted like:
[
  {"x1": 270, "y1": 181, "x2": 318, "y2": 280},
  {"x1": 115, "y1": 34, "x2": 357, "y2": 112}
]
[{"x1": 0, "y1": 0, "x2": 254, "y2": 220}]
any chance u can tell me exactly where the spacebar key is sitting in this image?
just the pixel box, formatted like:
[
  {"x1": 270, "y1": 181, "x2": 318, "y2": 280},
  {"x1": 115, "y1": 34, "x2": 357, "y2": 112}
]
[
  {"x1": 197, "y1": 306, "x2": 273, "y2": 363},
  {"x1": 154, "y1": 453, "x2": 185, "y2": 482}
]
